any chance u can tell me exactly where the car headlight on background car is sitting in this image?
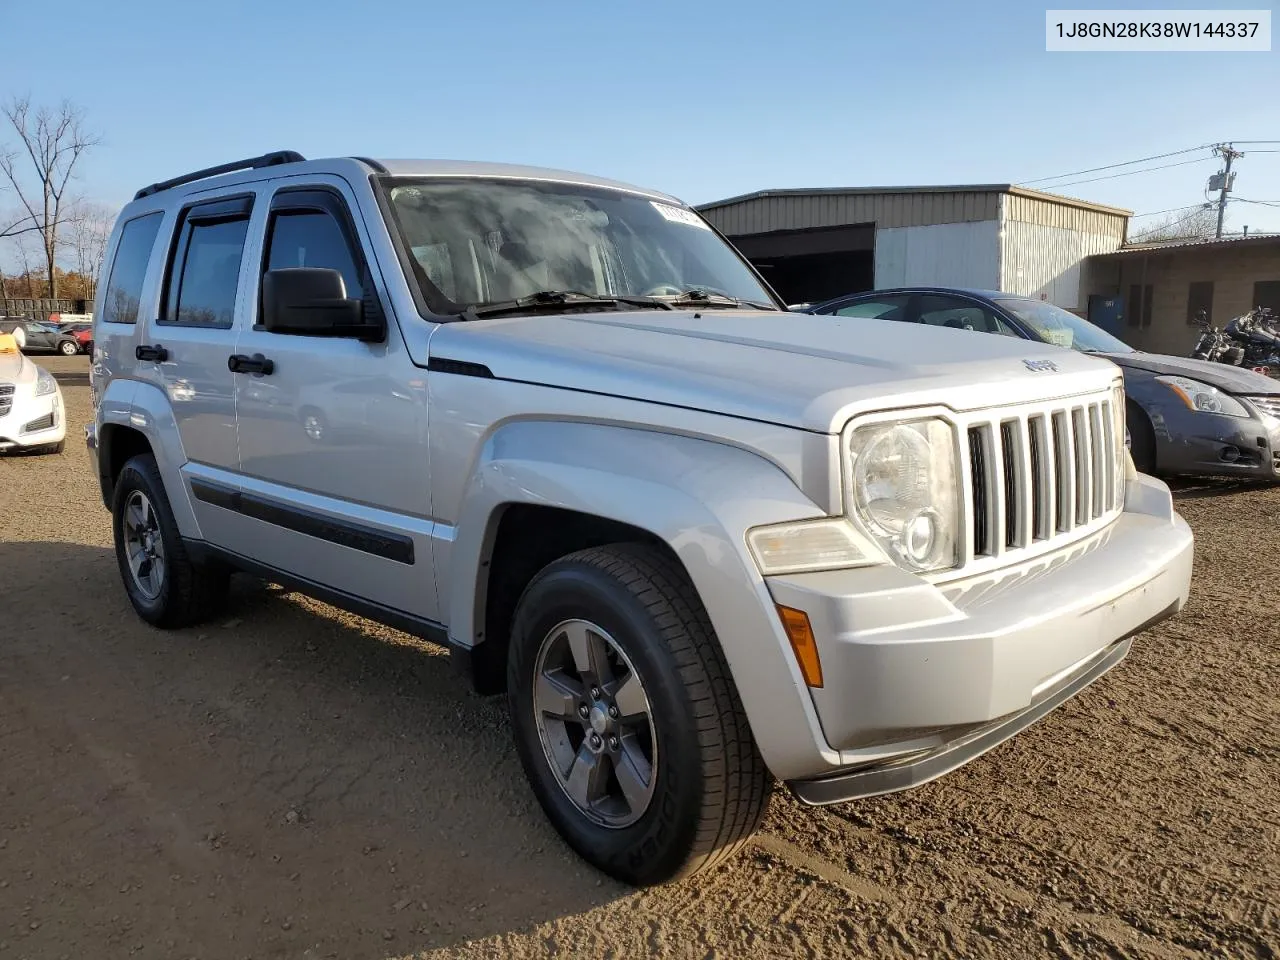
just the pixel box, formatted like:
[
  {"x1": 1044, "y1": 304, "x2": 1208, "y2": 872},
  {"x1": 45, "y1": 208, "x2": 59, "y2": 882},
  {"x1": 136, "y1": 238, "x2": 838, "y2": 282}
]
[
  {"x1": 34, "y1": 366, "x2": 57, "y2": 397},
  {"x1": 1155, "y1": 375, "x2": 1248, "y2": 417},
  {"x1": 846, "y1": 418, "x2": 960, "y2": 572}
]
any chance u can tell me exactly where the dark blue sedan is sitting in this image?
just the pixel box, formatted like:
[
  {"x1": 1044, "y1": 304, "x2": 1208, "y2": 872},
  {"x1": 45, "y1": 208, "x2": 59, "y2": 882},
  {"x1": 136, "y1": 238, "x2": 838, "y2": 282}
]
[{"x1": 806, "y1": 287, "x2": 1280, "y2": 481}]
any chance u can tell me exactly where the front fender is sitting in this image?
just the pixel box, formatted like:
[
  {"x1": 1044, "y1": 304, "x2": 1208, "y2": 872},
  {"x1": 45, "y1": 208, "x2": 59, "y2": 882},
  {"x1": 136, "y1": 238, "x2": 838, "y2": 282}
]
[
  {"x1": 99, "y1": 378, "x2": 201, "y2": 539},
  {"x1": 445, "y1": 420, "x2": 842, "y2": 779}
]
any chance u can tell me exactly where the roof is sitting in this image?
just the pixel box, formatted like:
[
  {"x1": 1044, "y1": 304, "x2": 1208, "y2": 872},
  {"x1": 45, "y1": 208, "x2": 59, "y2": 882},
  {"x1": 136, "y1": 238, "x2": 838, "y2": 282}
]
[
  {"x1": 1096, "y1": 232, "x2": 1280, "y2": 256},
  {"x1": 125, "y1": 153, "x2": 683, "y2": 209},
  {"x1": 372, "y1": 159, "x2": 680, "y2": 202},
  {"x1": 696, "y1": 183, "x2": 1132, "y2": 218}
]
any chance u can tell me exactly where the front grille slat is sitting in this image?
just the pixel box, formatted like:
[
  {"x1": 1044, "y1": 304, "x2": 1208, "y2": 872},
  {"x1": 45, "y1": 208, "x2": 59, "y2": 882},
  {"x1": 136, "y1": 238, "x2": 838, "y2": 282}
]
[{"x1": 954, "y1": 389, "x2": 1124, "y2": 577}]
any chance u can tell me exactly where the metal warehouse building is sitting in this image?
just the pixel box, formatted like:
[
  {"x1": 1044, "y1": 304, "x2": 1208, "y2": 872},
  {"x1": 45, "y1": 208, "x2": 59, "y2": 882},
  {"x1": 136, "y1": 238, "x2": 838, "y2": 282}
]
[{"x1": 696, "y1": 185, "x2": 1131, "y2": 313}]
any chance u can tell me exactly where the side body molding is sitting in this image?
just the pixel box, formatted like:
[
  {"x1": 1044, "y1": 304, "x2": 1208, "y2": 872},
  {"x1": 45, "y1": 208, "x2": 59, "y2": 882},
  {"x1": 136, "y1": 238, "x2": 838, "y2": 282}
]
[{"x1": 443, "y1": 420, "x2": 843, "y2": 779}]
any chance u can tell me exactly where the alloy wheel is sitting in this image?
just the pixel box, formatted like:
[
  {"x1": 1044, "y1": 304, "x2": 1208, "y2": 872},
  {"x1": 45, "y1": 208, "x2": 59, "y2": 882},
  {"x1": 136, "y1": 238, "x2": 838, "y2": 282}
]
[{"x1": 532, "y1": 618, "x2": 657, "y2": 828}]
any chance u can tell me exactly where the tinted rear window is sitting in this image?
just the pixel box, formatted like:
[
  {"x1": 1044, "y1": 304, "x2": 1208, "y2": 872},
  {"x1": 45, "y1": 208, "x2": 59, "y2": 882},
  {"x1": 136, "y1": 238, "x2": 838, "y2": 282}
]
[{"x1": 100, "y1": 213, "x2": 164, "y2": 324}]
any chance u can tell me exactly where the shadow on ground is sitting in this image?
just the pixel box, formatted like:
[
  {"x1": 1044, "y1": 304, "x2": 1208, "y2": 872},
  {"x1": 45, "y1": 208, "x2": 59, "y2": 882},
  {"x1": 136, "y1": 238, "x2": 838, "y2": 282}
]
[{"x1": 0, "y1": 540, "x2": 625, "y2": 959}]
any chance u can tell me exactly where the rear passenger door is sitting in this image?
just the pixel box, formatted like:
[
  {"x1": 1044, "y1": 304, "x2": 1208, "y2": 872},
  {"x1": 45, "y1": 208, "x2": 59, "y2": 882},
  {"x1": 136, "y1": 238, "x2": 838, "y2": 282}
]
[{"x1": 133, "y1": 192, "x2": 254, "y2": 536}]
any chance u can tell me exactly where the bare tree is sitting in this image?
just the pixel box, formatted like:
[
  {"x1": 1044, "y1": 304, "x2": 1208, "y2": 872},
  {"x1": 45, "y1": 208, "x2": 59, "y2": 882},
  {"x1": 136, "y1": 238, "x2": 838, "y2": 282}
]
[
  {"x1": 65, "y1": 200, "x2": 116, "y2": 297},
  {"x1": 0, "y1": 96, "x2": 100, "y2": 297},
  {"x1": 1130, "y1": 204, "x2": 1219, "y2": 243}
]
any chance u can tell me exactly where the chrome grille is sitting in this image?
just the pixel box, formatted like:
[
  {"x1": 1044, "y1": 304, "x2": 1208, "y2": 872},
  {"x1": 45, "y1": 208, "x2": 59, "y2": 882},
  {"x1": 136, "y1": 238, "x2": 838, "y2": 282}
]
[
  {"x1": 962, "y1": 391, "x2": 1123, "y2": 572},
  {"x1": 1248, "y1": 396, "x2": 1280, "y2": 419},
  {"x1": 0, "y1": 383, "x2": 12, "y2": 418}
]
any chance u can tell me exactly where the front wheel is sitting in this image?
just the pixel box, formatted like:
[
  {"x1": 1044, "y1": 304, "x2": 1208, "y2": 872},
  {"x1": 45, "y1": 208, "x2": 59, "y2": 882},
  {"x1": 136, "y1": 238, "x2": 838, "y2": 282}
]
[
  {"x1": 1126, "y1": 401, "x2": 1157, "y2": 475},
  {"x1": 507, "y1": 543, "x2": 772, "y2": 886},
  {"x1": 58, "y1": 339, "x2": 78, "y2": 356},
  {"x1": 112, "y1": 453, "x2": 230, "y2": 627}
]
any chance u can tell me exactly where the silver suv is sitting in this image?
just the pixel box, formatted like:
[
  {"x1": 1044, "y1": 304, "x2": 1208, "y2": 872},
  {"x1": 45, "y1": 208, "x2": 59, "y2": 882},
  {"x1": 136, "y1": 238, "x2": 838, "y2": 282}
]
[{"x1": 87, "y1": 152, "x2": 1194, "y2": 886}]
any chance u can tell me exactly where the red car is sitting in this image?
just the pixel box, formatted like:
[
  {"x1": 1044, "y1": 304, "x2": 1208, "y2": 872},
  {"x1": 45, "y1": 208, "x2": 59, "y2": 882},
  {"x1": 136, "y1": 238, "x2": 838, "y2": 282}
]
[{"x1": 60, "y1": 323, "x2": 93, "y2": 354}]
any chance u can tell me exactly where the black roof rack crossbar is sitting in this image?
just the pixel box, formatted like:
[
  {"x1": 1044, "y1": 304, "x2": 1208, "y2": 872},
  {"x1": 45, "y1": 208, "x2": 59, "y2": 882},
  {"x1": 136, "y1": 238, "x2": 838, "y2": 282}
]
[{"x1": 133, "y1": 150, "x2": 307, "y2": 200}]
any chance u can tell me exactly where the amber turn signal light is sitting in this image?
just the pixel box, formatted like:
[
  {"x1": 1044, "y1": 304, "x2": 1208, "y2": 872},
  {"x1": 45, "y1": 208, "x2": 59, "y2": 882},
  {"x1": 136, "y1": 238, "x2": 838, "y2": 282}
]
[{"x1": 776, "y1": 604, "x2": 823, "y2": 688}]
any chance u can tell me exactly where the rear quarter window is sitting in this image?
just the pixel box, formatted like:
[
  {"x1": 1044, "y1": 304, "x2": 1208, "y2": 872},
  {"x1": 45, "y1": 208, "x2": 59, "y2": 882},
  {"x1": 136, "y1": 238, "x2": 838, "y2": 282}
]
[{"x1": 100, "y1": 213, "x2": 164, "y2": 325}]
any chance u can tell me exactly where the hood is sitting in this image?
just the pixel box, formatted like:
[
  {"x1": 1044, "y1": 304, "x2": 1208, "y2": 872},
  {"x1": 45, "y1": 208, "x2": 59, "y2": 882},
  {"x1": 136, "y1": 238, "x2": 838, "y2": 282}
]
[
  {"x1": 1102, "y1": 351, "x2": 1280, "y2": 395},
  {"x1": 0, "y1": 343, "x2": 35, "y2": 385},
  {"x1": 427, "y1": 310, "x2": 1122, "y2": 433}
]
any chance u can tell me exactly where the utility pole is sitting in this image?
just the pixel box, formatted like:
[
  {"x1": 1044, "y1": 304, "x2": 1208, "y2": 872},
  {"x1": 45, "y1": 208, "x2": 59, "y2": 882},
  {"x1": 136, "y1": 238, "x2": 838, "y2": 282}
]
[{"x1": 1212, "y1": 143, "x2": 1243, "y2": 238}]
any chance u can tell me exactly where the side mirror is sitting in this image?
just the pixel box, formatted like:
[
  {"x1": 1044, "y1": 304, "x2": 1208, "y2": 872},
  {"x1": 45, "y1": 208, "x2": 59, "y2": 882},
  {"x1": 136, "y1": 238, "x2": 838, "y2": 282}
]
[{"x1": 261, "y1": 268, "x2": 382, "y2": 341}]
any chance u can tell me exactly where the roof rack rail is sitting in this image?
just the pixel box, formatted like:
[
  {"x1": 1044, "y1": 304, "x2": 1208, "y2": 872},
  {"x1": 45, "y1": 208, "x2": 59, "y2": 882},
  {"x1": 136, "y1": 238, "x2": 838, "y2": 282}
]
[{"x1": 133, "y1": 150, "x2": 307, "y2": 200}]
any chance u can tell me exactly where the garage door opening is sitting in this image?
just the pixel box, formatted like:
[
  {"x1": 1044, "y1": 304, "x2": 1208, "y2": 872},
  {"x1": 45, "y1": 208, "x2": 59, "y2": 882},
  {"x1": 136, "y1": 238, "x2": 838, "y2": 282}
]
[{"x1": 726, "y1": 223, "x2": 875, "y2": 306}]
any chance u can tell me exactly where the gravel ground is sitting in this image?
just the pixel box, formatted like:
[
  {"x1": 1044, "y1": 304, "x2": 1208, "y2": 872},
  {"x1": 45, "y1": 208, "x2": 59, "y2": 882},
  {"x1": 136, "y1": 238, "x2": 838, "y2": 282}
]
[{"x1": 1, "y1": 355, "x2": 1277, "y2": 960}]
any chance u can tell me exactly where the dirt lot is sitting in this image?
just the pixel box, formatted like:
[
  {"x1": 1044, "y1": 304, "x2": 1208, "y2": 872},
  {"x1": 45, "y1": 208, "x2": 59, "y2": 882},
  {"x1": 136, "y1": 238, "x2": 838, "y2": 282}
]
[{"x1": 1, "y1": 354, "x2": 1277, "y2": 960}]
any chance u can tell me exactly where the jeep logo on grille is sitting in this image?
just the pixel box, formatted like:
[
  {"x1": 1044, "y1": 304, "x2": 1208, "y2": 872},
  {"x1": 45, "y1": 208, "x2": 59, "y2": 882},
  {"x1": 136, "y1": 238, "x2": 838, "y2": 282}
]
[{"x1": 1023, "y1": 359, "x2": 1058, "y2": 372}]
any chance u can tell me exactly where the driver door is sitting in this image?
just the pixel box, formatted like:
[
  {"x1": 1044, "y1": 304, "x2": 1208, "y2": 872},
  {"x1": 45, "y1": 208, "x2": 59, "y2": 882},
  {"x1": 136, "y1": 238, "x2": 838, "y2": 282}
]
[{"x1": 218, "y1": 178, "x2": 439, "y2": 624}]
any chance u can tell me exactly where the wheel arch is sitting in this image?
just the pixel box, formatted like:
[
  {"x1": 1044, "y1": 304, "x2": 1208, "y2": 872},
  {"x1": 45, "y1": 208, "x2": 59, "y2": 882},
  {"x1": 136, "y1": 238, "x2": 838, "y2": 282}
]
[
  {"x1": 443, "y1": 419, "x2": 838, "y2": 779},
  {"x1": 97, "y1": 379, "x2": 199, "y2": 537}
]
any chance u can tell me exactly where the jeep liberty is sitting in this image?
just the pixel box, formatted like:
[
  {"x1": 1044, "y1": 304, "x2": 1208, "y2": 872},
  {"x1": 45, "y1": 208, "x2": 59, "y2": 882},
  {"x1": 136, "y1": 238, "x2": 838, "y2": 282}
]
[{"x1": 87, "y1": 152, "x2": 1194, "y2": 886}]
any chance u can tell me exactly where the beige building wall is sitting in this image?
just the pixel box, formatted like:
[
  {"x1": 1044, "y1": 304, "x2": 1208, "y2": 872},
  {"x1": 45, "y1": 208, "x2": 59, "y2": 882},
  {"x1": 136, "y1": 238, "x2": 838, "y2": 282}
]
[{"x1": 1085, "y1": 245, "x2": 1280, "y2": 355}]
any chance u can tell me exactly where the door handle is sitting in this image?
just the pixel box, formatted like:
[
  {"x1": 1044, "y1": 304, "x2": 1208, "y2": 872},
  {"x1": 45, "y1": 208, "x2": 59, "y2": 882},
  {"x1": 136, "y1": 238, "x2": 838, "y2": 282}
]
[
  {"x1": 135, "y1": 344, "x2": 169, "y2": 362},
  {"x1": 228, "y1": 353, "x2": 275, "y2": 375}
]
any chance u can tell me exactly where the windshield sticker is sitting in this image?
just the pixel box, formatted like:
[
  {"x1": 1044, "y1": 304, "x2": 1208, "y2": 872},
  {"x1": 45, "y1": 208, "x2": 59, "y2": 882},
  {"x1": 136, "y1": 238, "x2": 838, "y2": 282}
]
[
  {"x1": 651, "y1": 201, "x2": 711, "y2": 230},
  {"x1": 1042, "y1": 327, "x2": 1074, "y2": 348}
]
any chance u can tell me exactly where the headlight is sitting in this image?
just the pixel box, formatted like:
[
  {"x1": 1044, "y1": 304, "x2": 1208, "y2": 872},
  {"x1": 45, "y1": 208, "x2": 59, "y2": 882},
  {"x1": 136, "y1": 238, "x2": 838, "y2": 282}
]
[
  {"x1": 1155, "y1": 376, "x2": 1248, "y2": 417},
  {"x1": 34, "y1": 366, "x2": 57, "y2": 397},
  {"x1": 746, "y1": 518, "x2": 882, "y2": 575},
  {"x1": 847, "y1": 418, "x2": 960, "y2": 572}
]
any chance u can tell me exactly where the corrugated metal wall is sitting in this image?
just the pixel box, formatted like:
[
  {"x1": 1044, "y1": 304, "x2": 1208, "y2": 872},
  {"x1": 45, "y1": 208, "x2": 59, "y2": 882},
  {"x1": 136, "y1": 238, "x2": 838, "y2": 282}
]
[
  {"x1": 875, "y1": 222, "x2": 1001, "y2": 290},
  {"x1": 701, "y1": 191, "x2": 1001, "y2": 235},
  {"x1": 999, "y1": 195, "x2": 1126, "y2": 310}
]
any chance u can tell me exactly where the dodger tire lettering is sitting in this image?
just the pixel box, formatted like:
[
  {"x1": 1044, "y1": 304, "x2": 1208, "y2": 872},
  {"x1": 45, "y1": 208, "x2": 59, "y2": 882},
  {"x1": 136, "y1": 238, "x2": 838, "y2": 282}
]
[
  {"x1": 111, "y1": 453, "x2": 230, "y2": 628},
  {"x1": 507, "y1": 543, "x2": 772, "y2": 886}
]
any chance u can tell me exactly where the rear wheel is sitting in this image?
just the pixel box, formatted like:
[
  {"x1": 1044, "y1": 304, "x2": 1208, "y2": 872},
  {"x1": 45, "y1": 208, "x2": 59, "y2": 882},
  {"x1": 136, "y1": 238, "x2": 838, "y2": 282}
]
[
  {"x1": 1127, "y1": 400, "x2": 1157, "y2": 474},
  {"x1": 112, "y1": 454, "x2": 230, "y2": 628},
  {"x1": 507, "y1": 543, "x2": 772, "y2": 886}
]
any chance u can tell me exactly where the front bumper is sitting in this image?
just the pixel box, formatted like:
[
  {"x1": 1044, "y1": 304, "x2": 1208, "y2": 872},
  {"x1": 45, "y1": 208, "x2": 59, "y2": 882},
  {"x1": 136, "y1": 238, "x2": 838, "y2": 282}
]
[
  {"x1": 1154, "y1": 405, "x2": 1280, "y2": 479},
  {"x1": 766, "y1": 473, "x2": 1194, "y2": 803},
  {"x1": 0, "y1": 390, "x2": 65, "y2": 451}
]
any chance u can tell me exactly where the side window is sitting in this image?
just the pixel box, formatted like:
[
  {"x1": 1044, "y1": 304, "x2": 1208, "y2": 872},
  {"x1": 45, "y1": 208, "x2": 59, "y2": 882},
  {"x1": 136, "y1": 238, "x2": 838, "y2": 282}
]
[
  {"x1": 831, "y1": 296, "x2": 912, "y2": 321},
  {"x1": 99, "y1": 212, "x2": 163, "y2": 325},
  {"x1": 264, "y1": 209, "x2": 364, "y2": 302},
  {"x1": 161, "y1": 199, "x2": 253, "y2": 329},
  {"x1": 917, "y1": 295, "x2": 1018, "y2": 336}
]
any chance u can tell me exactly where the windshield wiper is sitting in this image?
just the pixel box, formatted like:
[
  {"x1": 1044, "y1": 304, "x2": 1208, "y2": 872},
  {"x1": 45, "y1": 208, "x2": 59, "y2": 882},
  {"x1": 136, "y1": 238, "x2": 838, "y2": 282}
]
[
  {"x1": 464, "y1": 290, "x2": 674, "y2": 319},
  {"x1": 662, "y1": 288, "x2": 776, "y2": 311}
]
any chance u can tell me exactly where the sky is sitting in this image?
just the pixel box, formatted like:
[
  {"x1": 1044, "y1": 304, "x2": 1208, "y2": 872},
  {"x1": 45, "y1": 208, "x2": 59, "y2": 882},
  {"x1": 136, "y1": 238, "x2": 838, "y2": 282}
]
[{"x1": 1, "y1": 0, "x2": 1278, "y2": 268}]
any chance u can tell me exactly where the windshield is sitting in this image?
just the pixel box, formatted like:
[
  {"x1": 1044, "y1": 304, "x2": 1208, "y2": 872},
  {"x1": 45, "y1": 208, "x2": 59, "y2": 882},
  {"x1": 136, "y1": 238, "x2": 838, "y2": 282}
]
[
  {"x1": 996, "y1": 298, "x2": 1134, "y2": 354},
  {"x1": 382, "y1": 178, "x2": 779, "y2": 315}
]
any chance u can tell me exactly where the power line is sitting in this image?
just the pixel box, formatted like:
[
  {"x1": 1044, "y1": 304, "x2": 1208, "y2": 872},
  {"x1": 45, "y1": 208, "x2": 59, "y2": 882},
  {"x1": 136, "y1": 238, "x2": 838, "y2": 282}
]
[
  {"x1": 1131, "y1": 204, "x2": 1206, "y2": 218},
  {"x1": 1016, "y1": 144, "x2": 1214, "y2": 186},
  {"x1": 1235, "y1": 198, "x2": 1280, "y2": 208},
  {"x1": 1035, "y1": 155, "x2": 1214, "y2": 190}
]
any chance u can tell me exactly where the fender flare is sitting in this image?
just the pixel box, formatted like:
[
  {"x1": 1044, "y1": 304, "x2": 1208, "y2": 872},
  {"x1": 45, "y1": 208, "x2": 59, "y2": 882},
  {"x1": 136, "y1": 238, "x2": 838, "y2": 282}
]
[
  {"x1": 443, "y1": 419, "x2": 841, "y2": 779},
  {"x1": 98, "y1": 378, "x2": 202, "y2": 539}
]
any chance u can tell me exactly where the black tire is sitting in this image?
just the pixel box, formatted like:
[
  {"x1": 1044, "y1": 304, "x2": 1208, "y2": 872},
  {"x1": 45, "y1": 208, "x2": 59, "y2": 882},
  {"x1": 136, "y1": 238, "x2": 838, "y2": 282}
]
[
  {"x1": 112, "y1": 453, "x2": 230, "y2": 628},
  {"x1": 507, "y1": 543, "x2": 772, "y2": 886},
  {"x1": 58, "y1": 339, "x2": 78, "y2": 356},
  {"x1": 1126, "y1": 400, "x2": 1157, "y2": 475},
  {"x1": 44, "y1": 440, "x2": 65, "y2": 454}
]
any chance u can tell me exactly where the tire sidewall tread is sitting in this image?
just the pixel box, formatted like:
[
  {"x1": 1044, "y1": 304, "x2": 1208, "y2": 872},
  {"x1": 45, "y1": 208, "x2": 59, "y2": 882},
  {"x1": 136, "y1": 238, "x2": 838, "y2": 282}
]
[{"x1": 507, "y1": 543, "x2": 771, "y2": 886}]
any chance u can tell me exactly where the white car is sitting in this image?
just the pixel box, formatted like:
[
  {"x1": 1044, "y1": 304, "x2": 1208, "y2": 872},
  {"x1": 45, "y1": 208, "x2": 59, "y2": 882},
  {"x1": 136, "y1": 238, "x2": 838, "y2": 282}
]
[{"x1": 0, "y1": 333, "x2": 66, "y2": 454}]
